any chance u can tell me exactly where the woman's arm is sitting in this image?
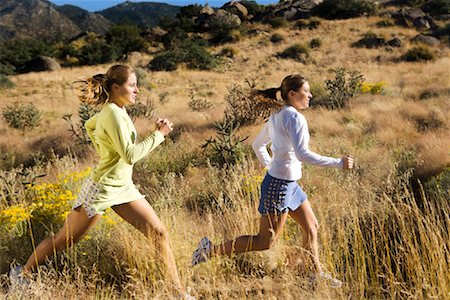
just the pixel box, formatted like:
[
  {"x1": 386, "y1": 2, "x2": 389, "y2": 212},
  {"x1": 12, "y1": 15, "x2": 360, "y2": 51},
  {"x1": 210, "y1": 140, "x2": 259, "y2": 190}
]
[
  {"x1": 85, "y1": 114, "x2": 101, "y2": 154},
  {"x1": 286, "y1": 113, "x2": 342, "y2": 168},
  {"x1": 103, "y1": 111, "x2": 165, "y2": 165},
  {"x1": 252, "y1": 122, "x2": 272, "y2": 168}
]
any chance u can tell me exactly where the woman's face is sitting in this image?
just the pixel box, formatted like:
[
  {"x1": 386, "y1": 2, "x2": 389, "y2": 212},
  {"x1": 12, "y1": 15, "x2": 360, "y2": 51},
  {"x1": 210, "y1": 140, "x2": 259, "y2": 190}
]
[
  {"x1": 112, "y1": 73, "x2": 139, "y2": 107},
  {"x1": 288, "y1": 82, "x2": 313, "y2": 110}
]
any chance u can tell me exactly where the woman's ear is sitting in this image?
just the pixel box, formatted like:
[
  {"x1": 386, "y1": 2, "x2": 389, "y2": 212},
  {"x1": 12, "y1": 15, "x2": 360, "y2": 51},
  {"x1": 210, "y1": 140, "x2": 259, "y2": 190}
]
[{"x1": 111, "y1": 82, "x2": 119, "y2": 93}]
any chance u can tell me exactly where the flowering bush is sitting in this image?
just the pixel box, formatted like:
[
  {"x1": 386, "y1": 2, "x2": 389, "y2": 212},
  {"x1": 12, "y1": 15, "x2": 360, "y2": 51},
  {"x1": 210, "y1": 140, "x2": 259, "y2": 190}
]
[
  {"x1": 0, "y1": 168, "x2": 91, "y2": 237},
  {"x1": 360, "y1": 81, "x2": 386, "y2": 94}
]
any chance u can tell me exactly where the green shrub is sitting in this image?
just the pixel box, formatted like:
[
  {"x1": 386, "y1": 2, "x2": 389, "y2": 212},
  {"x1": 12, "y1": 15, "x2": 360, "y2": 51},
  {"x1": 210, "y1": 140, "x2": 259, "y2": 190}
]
[
  {"x1": 219, "y1": 46, "x2": 238, "y2": 58},
  {"x1": 265, "y1": 17, "x2": 289, "y2": 29},
  {"x1": 312, "y1": 0, "x2": 376, "y2": 19},
  {"x1": 105, "y1": 24, "x2": 147, "y2": 58},
  {"x1": 295, "y1": 18, "x2": 321, "y2": 30},
  {"x1": 0, "y1": 39, "x2": 54, "y2": 73},
  {"x1": 78, "y1": 38, "x2": 114, "y2": 65},
  {"x1": 270, "y1": 33, "x2": 285, "y2": 44},
  {"x1": 63, "y1": 104, "x2": 100, "y2": 145},
  {"x1": 2, "y1": 102, "x2": 42, "y2": 130},
  {"x1": 202, "y1": 118, "x2": 248, "y2": 167},
  {"x1": 188, "y1": 89, "x2": 213, "y2": 112},
  {"x1": 401, "y1": 46, "x2": 435, "y2": 62},
  {"x1": 422, "y1": 0, "x2": 450, "y2": 14},
  {"x1": 309, "y1": 38, "x2": 322, "y2": 48},
  {"x1": 277, "y1": 44, "x2": 310, "y2": 63},
  {"x1": 149, "y1": 40, "x2": 219, "y2": 71},
  {"x1": 324, "y1": 67, "x2": 365, "y2": 109},
  {"x1": 240, "y1": 0, "x2": 265, "y2": 16},
  {"x1": 126, "y1": 98, "x2": 156, "y2": 121},
  {"x1": 0, "y1": 75, "x2": 15, "y2": 89}
]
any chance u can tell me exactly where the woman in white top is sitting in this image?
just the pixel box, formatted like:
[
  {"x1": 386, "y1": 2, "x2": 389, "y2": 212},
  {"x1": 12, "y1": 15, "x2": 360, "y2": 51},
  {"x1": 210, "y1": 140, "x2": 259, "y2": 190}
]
[{"x1": 192, "y1": 75, "x2": 353, "y2": 287}]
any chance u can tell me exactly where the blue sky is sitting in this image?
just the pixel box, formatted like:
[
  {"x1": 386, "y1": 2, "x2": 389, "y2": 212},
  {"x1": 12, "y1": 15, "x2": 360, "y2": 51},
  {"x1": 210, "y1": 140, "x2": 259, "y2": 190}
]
[{"x1": 49, "y1": 0, "x2": 278, "y2": 11}]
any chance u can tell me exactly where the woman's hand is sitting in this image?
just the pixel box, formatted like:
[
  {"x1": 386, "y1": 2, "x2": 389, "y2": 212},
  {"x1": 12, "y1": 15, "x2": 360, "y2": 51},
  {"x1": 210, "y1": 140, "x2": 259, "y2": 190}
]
[
  {"x1": 156, "y1": 118, "x2": 173, "y2": 136},
  {"x1": 342, "y1": 155, "x2": 353, "y2": 170}
]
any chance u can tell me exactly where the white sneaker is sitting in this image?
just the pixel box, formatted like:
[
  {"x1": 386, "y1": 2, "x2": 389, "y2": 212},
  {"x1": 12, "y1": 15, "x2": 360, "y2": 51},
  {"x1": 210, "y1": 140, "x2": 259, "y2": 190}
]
[
  {"x1": 191, "y1": 237, "x2": 212, "y2": 266},
  {"x1": 182, "y1": 286, "x2": 195, "y2": 300},
  {"x1": 309, "y1": 271, "x2": 342, "y2": 288},
  {"x1": 8, "y1": 265, "x2": 30, "y2": 293}
]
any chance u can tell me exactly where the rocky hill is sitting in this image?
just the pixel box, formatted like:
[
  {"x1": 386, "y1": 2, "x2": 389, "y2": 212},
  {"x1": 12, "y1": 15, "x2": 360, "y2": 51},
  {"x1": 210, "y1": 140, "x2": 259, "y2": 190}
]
[
  {"x1": 0, "y1": 0, "x2": 80, "y2": 42},
  {"x1": 98, "y1": 1, "x2": 181, "y2": 27},
  {"x1": 0, "y1": 0, "x2": 182, "y2": 42},
  {"x1": 56, "y1": 4, "x2": 113, "y2": 35}
]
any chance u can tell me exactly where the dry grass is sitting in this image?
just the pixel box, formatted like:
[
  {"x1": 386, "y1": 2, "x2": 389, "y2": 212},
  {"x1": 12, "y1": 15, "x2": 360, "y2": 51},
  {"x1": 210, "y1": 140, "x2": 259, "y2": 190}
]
[{"x1": 0, "y1": 14, "x2": 449, "y2": 299}]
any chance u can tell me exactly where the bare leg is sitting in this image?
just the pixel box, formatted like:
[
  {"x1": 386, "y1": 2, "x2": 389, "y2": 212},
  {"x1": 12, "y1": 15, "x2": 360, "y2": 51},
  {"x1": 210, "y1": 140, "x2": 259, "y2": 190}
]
[
  {"x1": 112, "y1": 199, "x2": 182, "y2": 292},
  {"x1": 23, "y1": 207, "x2": 101, "y2": 272},
  {"x1": 211, "y1": 213, "x2": 288, "y2": 256},
  {"x1": 288, "y1": 200, "x2": 321, "y2": 273}
]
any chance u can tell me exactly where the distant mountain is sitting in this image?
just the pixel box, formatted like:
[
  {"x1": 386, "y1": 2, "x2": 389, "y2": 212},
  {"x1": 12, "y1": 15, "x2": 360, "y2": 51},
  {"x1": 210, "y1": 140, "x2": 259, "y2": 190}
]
[
  {"x1": 57, "y1": 4, "x2": 113, "y2": 34},
  {"x1": 0, "y1": 0, "x2": 79, "y2": 42},
  {"x1": 98, "y1": 1, "x2": 181, "y2": 27},
  {"x1": 0, "y1": 0, "x2": 113, "y2": 42}
]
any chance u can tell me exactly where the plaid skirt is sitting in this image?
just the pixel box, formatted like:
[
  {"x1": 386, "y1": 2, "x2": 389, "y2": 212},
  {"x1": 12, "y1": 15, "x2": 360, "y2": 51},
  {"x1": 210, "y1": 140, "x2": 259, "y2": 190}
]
[{"x1": 258, "y1": 173, "x2": 307, "y2": 215}]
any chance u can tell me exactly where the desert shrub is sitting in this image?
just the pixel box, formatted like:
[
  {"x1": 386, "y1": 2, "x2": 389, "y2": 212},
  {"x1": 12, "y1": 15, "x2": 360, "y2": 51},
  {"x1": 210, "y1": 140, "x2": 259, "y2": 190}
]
[
  {"x1": 0, "y1": 39, "x2": 55, "y2": 73},
  {"x1": 422, "y1": 0, "x2": 450, "y2": 15},
  {"x1": 312, "y1": 0, "x2": 376, "y2": 19},
  {"x1": 295, "y1": 18, "x2": 321, "y2": 30},
  {"x1": 149, "y1": 40, "x2": 219, "y2": 71},
  {"x1": 277, "y1": 44, "x2": 310, "y2": 63},
  {"x1": 401, "y1": 46, "x2": 435, "y2": 61},
  {"x1": 376, "y1": 19, "x2": 395, "y2": 27},
  {"x1": 0, "y1": 75, "x2": 15, "y2": 89},
  {"x1": 419, "y1": 88, "x2": 450, "y2": 100},
  {"x1": 360, "y1": 81, "x2": 387, "y2": 94},
  {"x1": 63, "y1": 104, "x2": 100, "y2": 145},
  {"x1": 78, "y1": 38, "x2": 114, "y2": 65},
  {"x1": 324, "y1": 67, "x2": 365, "y2": 109},
  {"x1": 134, "y1": 67, "x2": 151, "y2": 90},
  {"x1": 188, "y1": 89, "x2": 213, "y2": 112},
  {"x1": 270, "y1": 33, "x2": 285, "y2": 43},
  {"x1": 2, "y1": 102, "x2": 42, "y2": 130},
  {"x1": 412, "y1": 110, "x2": 445, "y2": 132},
  {"x1": 352, "y1": 32, "x2": 386, "y2": 48},
  {"x1": 202, "y1": 118, "x2": 249, "y2": 167},
  {"x1": 158, "y1": 91, "x2": 170, "y2": 104},
  {"x1": 308, "y1": 81, "x2": 328, "y2": 107},
  {"x1": 265, "y1": 17, "x2": 289, "y2": 28},
  {"x1": 105, "y1": 24, "x2": 147, "y2": 58},
  {"x1": 240, "y1": 0, "x2": 265, "y2": 16},
  {"x1": 126, "y1": 98, "x2": 156, "y2": 121},
  {"x1": 309, "y1": 38, "x2": 322, "y2": 48},
  {"x1": 0, "y1": 63, "x2": 15, "y2": 75},
  {"x1": 219, "y1": 46, "x2": 238, "y2": 58}
]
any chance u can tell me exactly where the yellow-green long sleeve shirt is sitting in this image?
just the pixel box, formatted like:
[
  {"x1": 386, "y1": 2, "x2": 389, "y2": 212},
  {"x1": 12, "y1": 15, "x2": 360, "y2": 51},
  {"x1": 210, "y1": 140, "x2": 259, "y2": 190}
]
[{"x1": 85, "y1": 102, "x2": 164, "y2": 186}]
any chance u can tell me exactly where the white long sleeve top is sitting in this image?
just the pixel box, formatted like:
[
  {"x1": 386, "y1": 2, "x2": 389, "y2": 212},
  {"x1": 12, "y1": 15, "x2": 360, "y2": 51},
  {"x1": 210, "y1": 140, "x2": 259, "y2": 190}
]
[{"x1": 252, "y1": 105, "x2": 343, "y2": 181}]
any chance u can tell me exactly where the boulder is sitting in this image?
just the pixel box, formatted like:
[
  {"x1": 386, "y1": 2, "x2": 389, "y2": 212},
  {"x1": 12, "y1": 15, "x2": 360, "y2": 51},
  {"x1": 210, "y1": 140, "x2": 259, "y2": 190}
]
[
  {"x1": 21, "y1": 55, "x2": 61, "y2": 73},
  {"x1": 200, "y1": 5, "x2": 214, "y2": 15},
  {"x1": 411, "y1": 34, "x2": 440, "y2": 46}
]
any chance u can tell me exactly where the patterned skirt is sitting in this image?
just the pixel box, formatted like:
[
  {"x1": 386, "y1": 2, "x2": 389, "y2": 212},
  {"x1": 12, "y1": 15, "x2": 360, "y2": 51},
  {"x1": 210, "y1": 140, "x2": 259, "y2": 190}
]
[
  {"x1": 72, "y1": 177, "x2": 145, "y2": 218},
  {"x1": 258, "y1": 173, "x2": 307, "y2": 215}
]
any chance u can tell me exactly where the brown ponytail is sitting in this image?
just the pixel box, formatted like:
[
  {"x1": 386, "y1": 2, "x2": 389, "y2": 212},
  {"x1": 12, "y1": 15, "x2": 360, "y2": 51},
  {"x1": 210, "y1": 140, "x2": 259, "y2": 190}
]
[
  {"x1": 74, "y1": 65, "x2": 134, "y2": 106},
  {"x1": 253, "y1": 74, "x2": 308, "y2": 109}
]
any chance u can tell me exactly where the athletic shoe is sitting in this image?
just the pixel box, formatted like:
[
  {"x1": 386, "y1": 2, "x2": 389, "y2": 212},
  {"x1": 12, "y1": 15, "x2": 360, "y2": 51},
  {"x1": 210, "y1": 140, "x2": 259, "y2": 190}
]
[
  {"x1": 191, "y1": 237, "x2": 212, "y2": 266},
  {"x1": 309, "y1": 271, "x2": 342, "y2": 288},
  {"x1": 8, "y1": 265, "x2": 30, "y2": 293}
]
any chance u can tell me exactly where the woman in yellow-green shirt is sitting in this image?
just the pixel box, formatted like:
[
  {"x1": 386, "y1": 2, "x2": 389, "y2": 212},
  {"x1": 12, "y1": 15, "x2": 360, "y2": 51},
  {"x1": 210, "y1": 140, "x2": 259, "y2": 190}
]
[{"x1": 13, "y1": 65, "x2": 187, "y2": 296}]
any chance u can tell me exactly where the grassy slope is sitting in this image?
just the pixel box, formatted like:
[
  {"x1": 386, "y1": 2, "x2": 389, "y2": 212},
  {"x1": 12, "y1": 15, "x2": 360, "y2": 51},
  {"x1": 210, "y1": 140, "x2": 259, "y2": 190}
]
[{"x1": 0, "y1": 15, "x2": 449, "y2": 299}]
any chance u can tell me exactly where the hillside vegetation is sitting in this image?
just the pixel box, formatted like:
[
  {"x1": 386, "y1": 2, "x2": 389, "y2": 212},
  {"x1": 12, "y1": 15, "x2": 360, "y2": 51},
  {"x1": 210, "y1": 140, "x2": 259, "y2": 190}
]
[{"x1": 0, "y1": 1, "x2": 449, "y2": 299}]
